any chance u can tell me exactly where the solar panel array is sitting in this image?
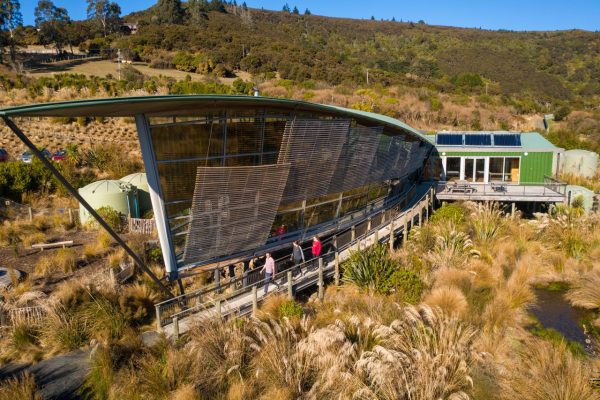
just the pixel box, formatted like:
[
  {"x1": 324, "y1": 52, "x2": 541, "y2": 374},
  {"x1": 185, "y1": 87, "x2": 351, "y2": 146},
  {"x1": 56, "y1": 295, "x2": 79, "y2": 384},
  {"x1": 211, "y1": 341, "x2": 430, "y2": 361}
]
[
  {"x1": 437, "y1": 134, "x2": 463, "y2": 145},
  {"x1": 182, "y1": 164, "x2": 291, "y2": 264},
  {"x1": 278, "y1": 119, "x2": 351, "y2": 203},
  {"x1": 465, "y1": 134, "x2": 492, "y2": 146},
  {"x1": 493, "y1": 134, "x2": 521, "y2": 146}
]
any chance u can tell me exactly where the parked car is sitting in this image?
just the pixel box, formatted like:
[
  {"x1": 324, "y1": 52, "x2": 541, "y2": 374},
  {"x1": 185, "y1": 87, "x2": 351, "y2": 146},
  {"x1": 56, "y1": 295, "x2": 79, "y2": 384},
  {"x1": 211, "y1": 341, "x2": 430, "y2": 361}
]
[
  {"x1": 0, "y1": 148, "x2": 8, "y2": 162},
  {"x1": 52, "y1": 149, "x2": 67, "y2": 162},
  {"x1": 20, "y1": 148, "x2": 51, "y2": 163}
]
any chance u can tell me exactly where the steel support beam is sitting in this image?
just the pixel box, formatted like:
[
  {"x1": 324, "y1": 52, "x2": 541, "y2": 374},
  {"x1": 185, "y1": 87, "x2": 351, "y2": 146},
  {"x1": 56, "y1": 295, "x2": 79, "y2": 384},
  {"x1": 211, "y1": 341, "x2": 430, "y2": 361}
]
[{"x1": 3, "y1": 116, "x2": 174, "y2": 298}]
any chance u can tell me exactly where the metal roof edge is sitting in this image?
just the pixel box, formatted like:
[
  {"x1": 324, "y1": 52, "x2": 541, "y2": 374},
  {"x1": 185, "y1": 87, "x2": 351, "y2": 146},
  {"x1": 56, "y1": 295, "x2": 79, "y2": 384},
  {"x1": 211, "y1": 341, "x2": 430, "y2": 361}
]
[{"x1": 0, "y1": 94, "x2": 431, "y2": 142}]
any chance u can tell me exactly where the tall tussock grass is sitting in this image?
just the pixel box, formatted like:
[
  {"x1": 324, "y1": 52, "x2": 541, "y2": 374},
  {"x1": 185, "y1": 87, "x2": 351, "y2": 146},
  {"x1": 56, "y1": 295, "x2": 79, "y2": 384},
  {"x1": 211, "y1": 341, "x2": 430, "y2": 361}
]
[
  {"x1": 0, "y1": 372, "x2": 42, "y2": 400},
  {"x1": 501, "y1": 339, "x2": 597, "y2": 400},
  {"x1": 566, "y1": 269, "x2": 600, "y2": 310}
]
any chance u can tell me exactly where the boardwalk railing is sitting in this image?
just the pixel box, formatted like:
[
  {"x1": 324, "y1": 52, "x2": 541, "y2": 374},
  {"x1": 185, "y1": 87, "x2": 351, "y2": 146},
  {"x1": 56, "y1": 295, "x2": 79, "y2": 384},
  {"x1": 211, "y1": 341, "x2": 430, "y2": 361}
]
[
  {"x1": 154, "y1": 184, "x2": 435, "y2": 331},
  {"x1": 435, "y1": 180, "x2": 566, "y2": 199}
]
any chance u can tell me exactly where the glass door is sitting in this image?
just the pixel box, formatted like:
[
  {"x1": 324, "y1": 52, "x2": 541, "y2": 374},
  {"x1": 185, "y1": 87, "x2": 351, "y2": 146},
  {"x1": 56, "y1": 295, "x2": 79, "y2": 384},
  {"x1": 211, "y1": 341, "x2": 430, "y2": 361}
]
[{"x1": 464, "y1": 158, "x2": 485, "y2": 182}]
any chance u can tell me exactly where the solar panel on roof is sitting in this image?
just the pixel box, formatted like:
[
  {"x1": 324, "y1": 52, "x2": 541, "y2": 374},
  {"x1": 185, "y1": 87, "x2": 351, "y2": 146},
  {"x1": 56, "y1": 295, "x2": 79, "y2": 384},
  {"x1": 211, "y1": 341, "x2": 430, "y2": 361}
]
[
  {"x1": 437, "y1": 134, "x2": 463, "y2": 145},
  {"x1": 494, "y1": 134, "x2": 521, "y2": 146},
  {"x1": 464, "y1": 134, "x2": 492, "y2": 146}
]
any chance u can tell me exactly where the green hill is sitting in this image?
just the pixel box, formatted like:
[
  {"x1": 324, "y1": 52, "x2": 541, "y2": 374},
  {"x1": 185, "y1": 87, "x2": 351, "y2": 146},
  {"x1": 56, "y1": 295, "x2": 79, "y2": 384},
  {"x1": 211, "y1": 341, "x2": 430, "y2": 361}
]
[{"x1": 118, "y1": 6, "x2": 599, "y2": 105}]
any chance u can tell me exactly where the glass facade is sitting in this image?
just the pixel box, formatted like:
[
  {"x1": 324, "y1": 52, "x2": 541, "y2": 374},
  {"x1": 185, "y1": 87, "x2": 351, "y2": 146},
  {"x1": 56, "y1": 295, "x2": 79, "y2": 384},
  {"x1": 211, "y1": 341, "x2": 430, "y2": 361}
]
[{"x1": 145, "y1": 107, "x2": 431, "y2": 269}]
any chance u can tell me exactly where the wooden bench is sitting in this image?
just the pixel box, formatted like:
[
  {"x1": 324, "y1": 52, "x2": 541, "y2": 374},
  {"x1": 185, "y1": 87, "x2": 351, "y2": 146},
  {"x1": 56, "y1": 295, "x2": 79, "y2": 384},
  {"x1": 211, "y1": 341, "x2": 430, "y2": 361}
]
[{"x1": 31, "y1": 240, "x2": 74, "y2": 251}]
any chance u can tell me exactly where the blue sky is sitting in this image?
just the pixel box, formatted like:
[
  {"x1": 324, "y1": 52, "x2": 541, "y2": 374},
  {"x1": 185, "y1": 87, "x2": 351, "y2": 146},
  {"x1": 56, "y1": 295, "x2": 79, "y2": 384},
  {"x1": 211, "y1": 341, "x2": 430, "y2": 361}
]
[{"x1": 21, "y1": 0, "x2": 600, "y2": 31}]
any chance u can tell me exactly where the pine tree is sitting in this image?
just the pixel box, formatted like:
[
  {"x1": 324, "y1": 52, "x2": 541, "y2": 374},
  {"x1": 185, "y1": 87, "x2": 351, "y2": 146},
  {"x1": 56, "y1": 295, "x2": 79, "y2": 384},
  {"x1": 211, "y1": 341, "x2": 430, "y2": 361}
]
[
  {"x1": 304, "y1": 8, "x2": 310, "y2": 15},
  {"x1": 292, "y1": 5, "x2": 299, "y2": 14},
  {"x1": 282, "y1": 3, "x2": 290, "y2": 12},
  {"x1": 154, "y1": 0, "x2": 184, "y2": 24}
]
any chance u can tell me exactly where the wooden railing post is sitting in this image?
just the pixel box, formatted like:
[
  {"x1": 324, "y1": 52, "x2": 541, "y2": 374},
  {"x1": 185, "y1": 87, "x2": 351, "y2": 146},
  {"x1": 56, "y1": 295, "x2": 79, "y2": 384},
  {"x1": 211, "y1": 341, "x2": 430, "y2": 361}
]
[
  {"x1": 418, "y1": 206, "x2": 422, "y2": 226},
  {"x1": 334, "y1": 251, "x2": 340, "y2": 286},
  {"x1": 173, "y1": 316, "x2": 179, "y2": 340},
  {"x1": 374, "y1": 227, "x2": 379, "y2": 243},
  {"x1": 367, "y1": 217, "x2": 372, "y2": 231},
  {"x1": 287, "y1": 271, "x2": 293, "y2": 299},
  {"x1": 318, "y1": 258, "x2": 324, "y2": 301},
  {"x1": 155, "y1": 304, "x2": 162, "y2": 332},
  {"x1": 216, "y1": 299, "x2": 222, "y2": 318},
  {"x1": 425, "y1": 195, "x2": 429, "y2": 223},
  {"x1": 403, "y1": 213, "x2": 408, "y2": 244},
  {"x1": 351, "y1": 225, "x2": 356, "y2": 242},
  {"x1": 389, "y1": 219, "x2": 394, "y2": 250},
  {"x1": 252, "y1": 286, "x2": 258, "y2": 315}
]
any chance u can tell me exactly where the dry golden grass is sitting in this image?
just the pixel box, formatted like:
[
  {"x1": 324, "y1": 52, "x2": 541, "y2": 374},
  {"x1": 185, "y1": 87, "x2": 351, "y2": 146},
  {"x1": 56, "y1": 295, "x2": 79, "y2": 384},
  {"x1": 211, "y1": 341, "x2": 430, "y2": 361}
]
[
  {"x1": 34, "y1": 247, "x2": 78, "y2": 277},
  {"x1": 501, "y1": 339, "x2": 597, "y2": 400},
  {"x1": 566, "y1": 269, "x2": 600, "y2": 310},
  {"x1": 0, "y1": 372, "x2": 42, "y2": 400},
  {"x1": 423, "y1": 286, "x2": 468, "y2": 317}
]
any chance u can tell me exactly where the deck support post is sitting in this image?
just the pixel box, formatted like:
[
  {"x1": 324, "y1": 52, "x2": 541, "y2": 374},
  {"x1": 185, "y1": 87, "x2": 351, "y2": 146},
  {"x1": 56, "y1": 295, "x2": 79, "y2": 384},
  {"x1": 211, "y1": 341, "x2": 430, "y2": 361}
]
[
  {"x1": 287, "y1": 271, "x2": 293, "y2": 299},
  {"x1": 389, "y1": 219, "x2": 394, "y2": 250},
  {"x1": 318, "y1": 258, "x2": 324, "y2": 302},
  {"x1": 374, "y1": 227, "x2": 379, "y2": 244},
  {"x1": 367, "y1": 218, "x2": 372, "y2": 231},
  {"x1": 172, "y1": 316, "x2": 179, "y2": 340},
  {"x1": 511, "y1": 202, "x2": 516, "y2": 216},
  {"x1": 216, "y1": 299, "x2": 222, "y2": 318},
  {"x1": 252, "y1": 286, "x2": 258, "y2": 315},
  {"x1": 155, "y1": 305, "x2": 162, "y2": 332},
  {"x1": 334, "y1": 252, "x2": 340, "y2": 286}
]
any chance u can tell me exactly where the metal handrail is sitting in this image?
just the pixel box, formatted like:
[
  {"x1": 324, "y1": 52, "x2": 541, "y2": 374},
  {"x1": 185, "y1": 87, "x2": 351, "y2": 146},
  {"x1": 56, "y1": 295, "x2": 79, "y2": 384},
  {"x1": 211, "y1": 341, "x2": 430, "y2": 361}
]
[
  {"x1": 435, "y1": 180, "x2": 566, "y2": 198},
  {"x1": 155, "y1": 184, "x2": 433, "y2": 328}
]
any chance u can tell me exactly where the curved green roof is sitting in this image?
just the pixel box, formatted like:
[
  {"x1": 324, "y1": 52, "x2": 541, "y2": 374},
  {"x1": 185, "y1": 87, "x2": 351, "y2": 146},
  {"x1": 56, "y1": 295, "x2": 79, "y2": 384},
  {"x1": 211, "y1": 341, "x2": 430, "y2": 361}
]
[{"x1": 0, "y1": 95, "x2": 429, "y2": 142}]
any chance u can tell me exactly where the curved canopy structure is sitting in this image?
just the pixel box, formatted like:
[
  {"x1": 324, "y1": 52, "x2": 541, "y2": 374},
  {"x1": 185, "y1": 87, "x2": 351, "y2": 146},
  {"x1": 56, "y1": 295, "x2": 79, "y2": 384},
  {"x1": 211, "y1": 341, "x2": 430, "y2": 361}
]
[{"x1": 1, "y1": 95, "x2": 433, "y2": 279}]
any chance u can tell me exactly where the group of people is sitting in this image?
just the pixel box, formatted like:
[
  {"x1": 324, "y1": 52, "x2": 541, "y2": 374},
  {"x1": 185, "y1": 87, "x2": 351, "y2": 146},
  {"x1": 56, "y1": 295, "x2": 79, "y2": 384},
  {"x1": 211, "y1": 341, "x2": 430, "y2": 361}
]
[{"x1": 260, "y1": 236, "x2": 322, "y2": 295}]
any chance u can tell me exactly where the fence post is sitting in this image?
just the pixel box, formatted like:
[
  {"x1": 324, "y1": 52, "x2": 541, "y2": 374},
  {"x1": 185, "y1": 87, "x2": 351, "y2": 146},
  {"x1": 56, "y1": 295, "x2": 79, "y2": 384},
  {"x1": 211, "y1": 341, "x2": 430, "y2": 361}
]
[
  {"x1": 214, "y1": 268, "x2": 221, "y2": 294},
  {"x1": 425, "y1": 196, "x2": 429, "y2": 223},
  {"x1": 28, "y1": 207, "x2": 33, "y2": 221},
  {"x1": 334, "y1": 251, "x2": 340, "y2": 286},
  {"x1": 389, "y1": 219, "x2": 394, "y2": 250},
  {"x1": 287, "y1": 271, "x2": 293, "y2": 299},
  {"x1": 351, "y1": 225, "x2": 356, "y2": 242},
  {"x1": 318, "y1": 258, "x2": 324, "y2": 301},
  {"x1": 155, "y1": 304, "x2": 162, "y2": 332},
  {"x1": 418, "y1": 206, "x2": 422, "y2": 226},
  {"x1": 242, "y1": 271, "x2": 248, "y2": 288},
  {"x1": 374, "y1": 227, "x2": 379, "y2": 244},
  {"x1": 252, "y1": 286, "x2": 258, "y2": 315},
  {"x1": 172, "y1": 316, "x2": 179, "y2": 340},
  {"x1": 367, "y1": 217, "x2": 372, "y2": 231}
]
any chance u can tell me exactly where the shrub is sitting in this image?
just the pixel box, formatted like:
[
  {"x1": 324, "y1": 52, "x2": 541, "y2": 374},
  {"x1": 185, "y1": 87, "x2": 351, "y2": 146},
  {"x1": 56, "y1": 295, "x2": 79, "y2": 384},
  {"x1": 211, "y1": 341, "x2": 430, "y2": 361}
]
[
  {"x1": 93, "y1": 206, "x2": 123, "y2": 233},
  {"x1": 278, "y1": 300, "x2": 303, "y2": 320},
  {"x1": 380, "y1": 267, "x2": 424, "y2": 303},
  {"x1": 81, "y1": 346, "x2": 114, "y2": 400},
  {"x1": 430, "y1": 203, "x2": 465, "y2": 225}
]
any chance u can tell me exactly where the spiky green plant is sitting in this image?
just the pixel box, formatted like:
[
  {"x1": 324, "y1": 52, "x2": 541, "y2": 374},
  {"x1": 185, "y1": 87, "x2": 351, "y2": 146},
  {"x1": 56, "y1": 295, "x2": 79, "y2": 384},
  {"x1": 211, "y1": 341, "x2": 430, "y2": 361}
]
[
  {"x1": 343, "y1": 244, "x2": 396, "y2": 294},
  {"x1": 428, "y1": 221, "x2": 479, "y2": 269}
]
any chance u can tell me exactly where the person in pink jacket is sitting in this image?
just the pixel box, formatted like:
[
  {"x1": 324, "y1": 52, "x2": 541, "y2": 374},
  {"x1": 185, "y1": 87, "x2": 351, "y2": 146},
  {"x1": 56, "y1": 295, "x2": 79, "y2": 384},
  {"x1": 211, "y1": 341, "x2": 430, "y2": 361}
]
[{"x1": 311, "y1": 236, "x2": 322, "y2": 259}]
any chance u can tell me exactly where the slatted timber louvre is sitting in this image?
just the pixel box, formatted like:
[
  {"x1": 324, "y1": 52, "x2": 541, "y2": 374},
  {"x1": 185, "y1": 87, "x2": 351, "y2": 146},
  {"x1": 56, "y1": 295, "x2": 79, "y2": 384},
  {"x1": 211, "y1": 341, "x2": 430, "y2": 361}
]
[
  {"x1": 182, "y1": 164, "x2": 291, "y2": 264},
  {"x1": 278, "y1": 118, "x2": 351, "y2": 203},
  {"x1": 330, "y1": 126, "x2": 383, "y2": 193}
]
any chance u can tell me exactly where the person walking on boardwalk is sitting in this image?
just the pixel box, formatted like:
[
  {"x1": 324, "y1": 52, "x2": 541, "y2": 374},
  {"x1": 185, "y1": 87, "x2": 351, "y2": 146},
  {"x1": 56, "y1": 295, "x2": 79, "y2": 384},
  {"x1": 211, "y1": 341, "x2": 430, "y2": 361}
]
[
  {"x1": 291, "y1": 241, "x2": 305, "y2": 277},
  {"x1": 311, "y1": 236, "x2": 322, "y2": 259},
  {"x1": 260, "y1": 252, "x2": 276, "y2": 295}
]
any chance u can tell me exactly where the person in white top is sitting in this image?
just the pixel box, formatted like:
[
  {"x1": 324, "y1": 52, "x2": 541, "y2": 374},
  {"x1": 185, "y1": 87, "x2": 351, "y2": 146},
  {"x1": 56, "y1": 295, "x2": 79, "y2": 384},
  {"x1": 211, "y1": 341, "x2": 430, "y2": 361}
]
[{"x1": 260, "y1": 252, "x2": 276, "y2": 295}]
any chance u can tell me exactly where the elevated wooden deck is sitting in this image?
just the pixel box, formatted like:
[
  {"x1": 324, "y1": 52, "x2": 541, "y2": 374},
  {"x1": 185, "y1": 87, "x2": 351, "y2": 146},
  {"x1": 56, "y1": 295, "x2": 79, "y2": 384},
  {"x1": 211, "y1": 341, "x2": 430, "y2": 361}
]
[{"x1": 435, "y1": 181, "x2": 566, "y2": 203}]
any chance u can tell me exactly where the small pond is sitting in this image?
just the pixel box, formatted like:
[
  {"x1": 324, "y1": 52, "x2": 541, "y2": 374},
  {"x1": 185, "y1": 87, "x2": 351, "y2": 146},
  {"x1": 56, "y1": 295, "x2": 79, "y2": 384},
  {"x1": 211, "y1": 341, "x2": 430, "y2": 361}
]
[{"x1": 529, "y1": 288, "x2": 594, "y2": 353}]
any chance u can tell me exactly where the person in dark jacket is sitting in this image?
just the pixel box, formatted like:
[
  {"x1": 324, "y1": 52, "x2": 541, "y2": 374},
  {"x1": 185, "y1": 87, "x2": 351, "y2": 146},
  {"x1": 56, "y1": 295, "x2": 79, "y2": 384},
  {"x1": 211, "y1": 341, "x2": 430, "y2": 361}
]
[{"x1": 291, "y1": 240, "x2": 305, "y2": 277}]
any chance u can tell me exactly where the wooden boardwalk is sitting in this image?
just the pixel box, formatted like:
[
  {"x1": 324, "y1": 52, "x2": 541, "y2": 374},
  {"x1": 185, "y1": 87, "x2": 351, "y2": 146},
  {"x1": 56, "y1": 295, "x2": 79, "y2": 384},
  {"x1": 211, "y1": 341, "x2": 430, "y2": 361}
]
[{"x1": 157, "y1": 183, "x2": 435, "y2": 338}]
